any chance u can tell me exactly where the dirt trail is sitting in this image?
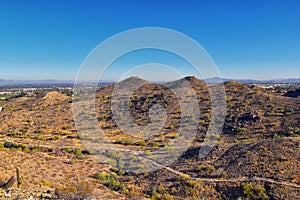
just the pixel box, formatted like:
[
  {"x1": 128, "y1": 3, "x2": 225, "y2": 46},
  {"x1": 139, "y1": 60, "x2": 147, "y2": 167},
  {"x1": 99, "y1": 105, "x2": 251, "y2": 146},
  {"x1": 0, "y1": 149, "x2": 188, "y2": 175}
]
[
  {"x1": 2, "y1": 137, "x2": 300, "y2": 189},
  {"x1": 158, "y1": 162, "x2": 300, "y2": 188}
]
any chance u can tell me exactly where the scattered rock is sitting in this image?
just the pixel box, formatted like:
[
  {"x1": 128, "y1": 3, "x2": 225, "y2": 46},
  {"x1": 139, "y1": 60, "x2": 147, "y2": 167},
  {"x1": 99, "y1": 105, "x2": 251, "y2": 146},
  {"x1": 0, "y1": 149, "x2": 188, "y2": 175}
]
[
  {"x1": 237, "y1": 111, "x2": 262, "y2": 122},
  {"x1": 0, "y1": 188, "x2": 54, "y2": 199}
]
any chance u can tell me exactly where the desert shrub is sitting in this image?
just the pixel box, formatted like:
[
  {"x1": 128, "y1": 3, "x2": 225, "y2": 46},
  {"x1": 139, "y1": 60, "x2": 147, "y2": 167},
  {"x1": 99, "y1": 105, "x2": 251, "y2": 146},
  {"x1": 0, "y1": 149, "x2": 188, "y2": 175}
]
[
  {"x1": 19, "y1": 127, "x2": 28, "y2": 133},
  {"x1": 3, "y1": 141, "x2": 27, "y2": 151},
  {"x1": 30, "y1": 145, "x2": 40, "y2": 152},
  {"x1": 56, "y1": 131, "x2": 70, "y2": 136},
  {"x1": 242, "y1": 182, "x2": 269, "y2": 200},
  {"x1": 151, "y1": 190, "x2": 162, "y2": 199},
  {"x1": 115, "y1": 139, "x2": 134, "y2": 145},
  {"x1": 92, "y1": 172, "x2": 107, "y2": 180},
  {"x1": 62, "y1": 125, "x2": 71, "y2": 130},
  {"x1": 62, "y1": 147, "x2": 72, "y2": 153},
  {"x1": 144, "y1": 150, "x2": 151, "y2": 156},
  {"x1": 7, "y1": 131, "x2": 22, "y2": 137},
  {"x1": 106, "y1": 174, "x2": 128, "y2": 193},
  {"x1": 162, "y1": 194, "x2": 174, "y2": 200},
  {"x1": 39, "y1": 181, "x2": 52, "y2": 187},
  {"x1": 158, "y1": 135, "x2": 166, "y2": 142},
  {"x1": 137, "y1": 140, "x2": 146, "y2": 146},
  {"x1": 151, "y1": 142, "x2": 160, "y2": 147},
  {"x1": 34, "y1": 129, "x2": 42, "y2": 133},
  {"x1": 163, "y1": 194, "x2": 175, "y2": 200},
  {"x1": 34, "y1": 135, "x2": 46, "y2": 140},
  {"x1": 105, "y1": 151, "x2": 120, "y2": 160},
  {"x1": 55, "y1": 175, "x2": 94, "y2": 200},
  {"x1": 238, "y1": 127, "x2": 247, "y2": 133},
  {"x1": 109, "y1": 167, "x2": 119, "y2": 173},
  {"x1": 50, "y1": 135, "x2": 60, "y2": 141},
  {"x1": 167, "y1": 125, "x2": 174, "y2": 129},
  {"x1": 199, "y1": 119, "x2": 206, "y2": 124},
  {"x1": 92, "y1": 172, "x2": 128, "y2": 193},
  {"x1": 173, "y1": 177, "x2": 215, "y2": 199},
  {"x1": 74, "y1": 148, "x2": 82, "y2": 156},
  {"x1": 197, "y1": 163, "x2": 215, "y2": 173},
  {"x1": 204, "y1": 133, "x2": 219, "y2": 142},
  {"x1": 61, "y1": 147, "x2": 82, "y2": 156},
  {"x1": 25, "y1": 119, "x2": 32, "y2": 123},
  {"x1": 67, "y1": 159, "x2": 77, "y2": 164}
]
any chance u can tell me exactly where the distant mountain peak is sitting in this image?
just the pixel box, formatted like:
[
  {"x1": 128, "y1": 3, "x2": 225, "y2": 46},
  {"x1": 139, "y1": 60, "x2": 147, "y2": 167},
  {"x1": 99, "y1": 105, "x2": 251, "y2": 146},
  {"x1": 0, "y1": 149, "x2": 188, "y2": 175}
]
[{"x1": 120, "y1": 76, "x2": 147, "y2": 82}]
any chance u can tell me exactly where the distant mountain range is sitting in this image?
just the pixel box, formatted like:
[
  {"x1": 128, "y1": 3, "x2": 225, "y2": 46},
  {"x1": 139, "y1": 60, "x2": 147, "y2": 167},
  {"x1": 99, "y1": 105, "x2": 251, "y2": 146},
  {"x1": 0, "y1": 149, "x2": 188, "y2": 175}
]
[
  {"x1": 1, "y1": 77, "x2": 300, "y2": 86},
  {"x1": 0, "y1": 79, "x2": 74, "y2": 86},
  {"x1": 205, "y1": 77, "x2": 300, "y2": 84}
]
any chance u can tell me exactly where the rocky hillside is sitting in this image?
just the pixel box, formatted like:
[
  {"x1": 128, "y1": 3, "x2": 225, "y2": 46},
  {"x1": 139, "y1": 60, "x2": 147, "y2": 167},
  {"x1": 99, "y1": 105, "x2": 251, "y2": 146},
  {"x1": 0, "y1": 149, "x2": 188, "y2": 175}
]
[
  {"x1": 94, "y1": 76, "x2": 300, "y2": 199},
  {"x1": 0, "y1": 76, "x2": 299, "y2": 199}
]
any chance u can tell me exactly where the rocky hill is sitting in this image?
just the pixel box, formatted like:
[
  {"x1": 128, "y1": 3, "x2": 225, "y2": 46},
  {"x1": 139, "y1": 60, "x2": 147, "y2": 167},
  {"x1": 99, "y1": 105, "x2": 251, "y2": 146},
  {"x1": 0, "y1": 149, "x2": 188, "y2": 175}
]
[{"x1": 0, "y1": 76, "x2": 299, "y2": 199}]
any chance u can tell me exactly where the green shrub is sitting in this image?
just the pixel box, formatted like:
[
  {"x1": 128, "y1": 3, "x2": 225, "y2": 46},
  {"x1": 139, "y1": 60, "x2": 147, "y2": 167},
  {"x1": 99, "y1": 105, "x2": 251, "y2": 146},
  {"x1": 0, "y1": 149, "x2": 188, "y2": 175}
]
[
  {"x1": 109, "y1": 167, "x2": 119, "y2": 173},
  {"x1": 199, "y1": 119, "x2": 206, "y2": 124},
  {"x1": 61, "y1": 147, "x2": 82, "y2": 156},
  {"x1": 242, "y1": 182, "x2": 269, "y2": 200},
  {"x1": 7, "y1": 132, "x2": 22, "y2": 137},
  {"x1": 34, "y1": 129, "x2": 42, "y2": 133},
  {"x1": 50, "y1": 135, "x2": 60, "y2": 141},
  {"x1": 92, "y1": 172, "x2": 107, "y2": 180},
  {"x1": 197, "y1": 163, "x2": 215, "y2": 173},
  {"x1": 62, "y1": 125, "x2": 71, "y2": 130},
  {"x1": 92, "y1": 172, "x2": 128, "y2": 194},
  {"x1": 151, "y1": 142, "x2": 160, "y2": 147},
  {"x1": 238, "y1": 127, "x2": 247, "y2": 133},
  {"x1": 35, "y1": 135, "x2": 46, "y2": 140},
  {"x1": 151, "y1": 190, "x2": 161, "y2": 199},
  {"x1": 163, "y1": 194, "x2": 174, "y2": 200},
  {"x1": 62, "y1": 147, "x2": 72, "y2": 153},
  {"x1": 115, "y1": 139, "x2": 134, "y2": 145},
  {"x1": 74, "y1": 148, "x2": 82, "y2": 156},
  {"x1": 3, "y1": 141, "x2": 27, "y2": 151},
  {"x1": 137, "y1": 140, "x2": 146, "y2": 146},
  {"x1": 30, "y1": 146, "x2": 40, "y2": 152},
  {"x1": 144, "y1": 150, "x2": 151, "y2": 156}
]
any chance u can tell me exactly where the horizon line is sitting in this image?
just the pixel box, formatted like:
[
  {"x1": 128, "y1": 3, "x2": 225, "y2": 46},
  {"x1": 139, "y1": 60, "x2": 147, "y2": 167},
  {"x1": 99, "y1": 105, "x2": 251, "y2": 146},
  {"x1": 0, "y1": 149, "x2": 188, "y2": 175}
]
[{"x1": 1, "y1": 76, "x2": 300, "y2": 84}]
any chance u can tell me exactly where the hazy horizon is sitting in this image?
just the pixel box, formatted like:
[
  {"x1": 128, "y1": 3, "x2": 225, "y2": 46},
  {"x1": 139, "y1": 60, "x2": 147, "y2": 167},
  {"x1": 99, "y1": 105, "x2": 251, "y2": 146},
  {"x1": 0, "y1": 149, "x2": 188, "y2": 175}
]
[{"x1": 1, "y1": 75, "x2": 300, "y2": 83}]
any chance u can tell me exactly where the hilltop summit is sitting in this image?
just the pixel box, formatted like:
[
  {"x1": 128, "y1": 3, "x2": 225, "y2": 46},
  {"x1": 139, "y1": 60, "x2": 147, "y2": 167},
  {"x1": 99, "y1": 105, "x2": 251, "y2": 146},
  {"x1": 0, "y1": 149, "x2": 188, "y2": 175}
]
[{"x1": 42, "y1": 91, "x2": 69, "y2": 105}]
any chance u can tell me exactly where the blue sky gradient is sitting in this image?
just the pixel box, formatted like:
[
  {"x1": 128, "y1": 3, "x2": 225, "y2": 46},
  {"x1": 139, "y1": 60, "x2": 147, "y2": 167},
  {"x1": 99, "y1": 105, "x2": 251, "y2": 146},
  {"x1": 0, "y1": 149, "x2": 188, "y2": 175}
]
[{"x1": 0, "y1": 0, "x2": 299, "y2": 80}]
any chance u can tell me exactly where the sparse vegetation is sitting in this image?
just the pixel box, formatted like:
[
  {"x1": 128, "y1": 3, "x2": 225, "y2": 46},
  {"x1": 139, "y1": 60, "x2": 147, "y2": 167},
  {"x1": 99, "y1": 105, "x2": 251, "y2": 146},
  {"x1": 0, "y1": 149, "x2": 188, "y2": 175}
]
[{"x1": 0, "y1": 78, "x2": 299, "y2": 199}]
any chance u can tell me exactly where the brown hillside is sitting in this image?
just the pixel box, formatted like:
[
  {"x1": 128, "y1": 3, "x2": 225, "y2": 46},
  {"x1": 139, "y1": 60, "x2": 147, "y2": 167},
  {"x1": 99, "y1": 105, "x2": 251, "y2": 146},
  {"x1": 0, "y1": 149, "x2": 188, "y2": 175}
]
[{"x1": 0, "y1": 77, "x2": 299, "y2": 199}]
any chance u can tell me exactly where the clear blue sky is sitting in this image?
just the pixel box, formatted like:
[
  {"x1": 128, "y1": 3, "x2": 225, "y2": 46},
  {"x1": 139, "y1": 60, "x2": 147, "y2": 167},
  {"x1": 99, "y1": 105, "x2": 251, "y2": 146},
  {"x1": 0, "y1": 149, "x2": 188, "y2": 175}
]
[{"x1": 0, "y1": 0, "x2": 299, "y2": 81}]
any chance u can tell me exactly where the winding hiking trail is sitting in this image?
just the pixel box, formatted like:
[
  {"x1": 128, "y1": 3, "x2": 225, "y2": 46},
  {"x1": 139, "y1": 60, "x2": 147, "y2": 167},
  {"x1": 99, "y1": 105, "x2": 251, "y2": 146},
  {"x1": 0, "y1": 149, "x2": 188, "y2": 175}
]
[
  {"x1": 147, "y1": 152, "x2": 300, "y2": 188},
  {"x1": 91, "y1": 141, "x2": 300, "y2": 189},
  {"x1": 1, "y1": 136, "x2": 300, "y2": 189},
  {"x1": 161, "y1": 164, "x2": 300, "y2": 188}
]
